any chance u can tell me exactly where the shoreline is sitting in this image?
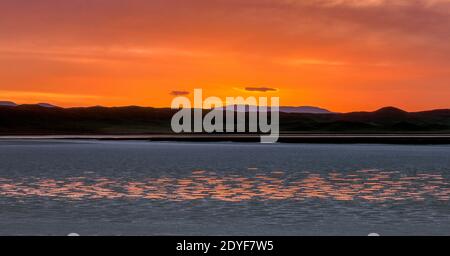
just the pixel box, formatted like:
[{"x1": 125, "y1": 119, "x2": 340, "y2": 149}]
[{"x1": 1, "y1": 134, "x2": 450, "y2": 144}]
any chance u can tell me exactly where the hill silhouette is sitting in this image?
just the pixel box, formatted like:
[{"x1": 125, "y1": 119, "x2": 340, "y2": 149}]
[
  {"x1": 215, "y1": 105, "x2": 333, "y2": 114},
  {"x1": 0, "y1": 101, "x2": 18, "y2": 107},
  {"x1": 0, "y1": 104, "x2": 449, "y2": 135}
]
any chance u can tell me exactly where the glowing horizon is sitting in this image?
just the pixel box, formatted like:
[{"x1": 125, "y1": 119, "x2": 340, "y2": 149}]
[{"x1": 1, "y1": 0, "x2": 450, "y2": 112}]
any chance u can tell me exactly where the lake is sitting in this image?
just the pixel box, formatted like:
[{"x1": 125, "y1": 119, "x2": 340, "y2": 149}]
[{"x1": 0, "y1": 140, "x2": 449, "y2": 235}]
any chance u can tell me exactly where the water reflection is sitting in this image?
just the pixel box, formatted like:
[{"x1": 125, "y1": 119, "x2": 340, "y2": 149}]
[{"x1": 0, "y1": 169, "x2": 449, "y2": 202}]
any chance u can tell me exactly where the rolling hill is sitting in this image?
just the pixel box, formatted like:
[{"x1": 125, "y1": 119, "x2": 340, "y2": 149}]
[{"x1": 0, "y1": 104, "x2": 449, "y2": 135}]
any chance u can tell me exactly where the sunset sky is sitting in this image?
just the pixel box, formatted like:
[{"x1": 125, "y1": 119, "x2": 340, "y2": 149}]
[{"x1": 1, "y1": 0, "x2": 449, "y2": 112}]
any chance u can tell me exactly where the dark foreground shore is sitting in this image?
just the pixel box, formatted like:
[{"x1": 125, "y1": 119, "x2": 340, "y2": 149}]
[{"x1": 1, "y1": 134, "x2": 450, "y2": 144}]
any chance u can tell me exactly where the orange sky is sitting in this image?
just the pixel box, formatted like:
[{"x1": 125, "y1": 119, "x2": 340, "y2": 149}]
[{"x1": 1, "y1": 0, "x2": 449, "y2": 112}]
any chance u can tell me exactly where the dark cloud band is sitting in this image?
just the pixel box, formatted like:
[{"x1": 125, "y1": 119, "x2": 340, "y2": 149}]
[
  {"x1": 245, "y1": 87, "x2": 277, "y2": 92},
  {"x1": 170, "y1": 91, "x2": 190, "y2": 96}
]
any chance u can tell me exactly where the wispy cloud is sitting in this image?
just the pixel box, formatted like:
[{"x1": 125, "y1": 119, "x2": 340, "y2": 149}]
[
  {"x1": 170, "y1": 90, "x2": 190, "y2": 96},
  {"x1": 244, "y1": 87, "x2": 278, "y2": 92},
  {"x1": 286, "y1": 0, "x2": 450, "y2": 8},
  {"x1": 0, "y1": 45, "x2": 211, "y2": 64}
]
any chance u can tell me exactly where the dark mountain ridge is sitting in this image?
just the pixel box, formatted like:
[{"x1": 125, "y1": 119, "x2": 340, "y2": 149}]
[
  {"x1": 0, "y1": 104, "x2": 449, "y2": 135},
  {"x1": 0, "y1": 101, "x2": 18, "y2": 107}
]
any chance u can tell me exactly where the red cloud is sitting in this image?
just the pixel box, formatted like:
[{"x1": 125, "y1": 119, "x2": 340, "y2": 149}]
[
  {"x1": 245, "y1": 87, "x2": 277, "y2": 92},
  {"x1": 170, "y1": 91, "x2": 190, "y2": 96}
]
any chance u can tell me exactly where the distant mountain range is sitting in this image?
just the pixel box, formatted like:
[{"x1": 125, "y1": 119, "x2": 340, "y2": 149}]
[
  {"x1": 1, "y1": 102, "x2": 333, "y2": 113},
  {"x1": 0, "y1": 101, "x2": 58, "y2": 108},
  {"x1": 214, "y1": 105, "x2": 334, "y2": 114},
  {"x1": 0, "y1": 101, "x2": 18, "y2": 107},
  {"x1": 1, "y1": 103, "x2": 449, "y2": 135},
  {"x1": 35, "y1": 103, "x2": 59, "y2": 108},
  {"x1": 279, "y1": 106, "x2": 333, "y2": 114}
]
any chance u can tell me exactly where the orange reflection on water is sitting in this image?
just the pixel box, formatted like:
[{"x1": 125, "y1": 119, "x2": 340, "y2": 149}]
[{"x1": 0, "y1": 170, "x2": 449, "y2": 202}]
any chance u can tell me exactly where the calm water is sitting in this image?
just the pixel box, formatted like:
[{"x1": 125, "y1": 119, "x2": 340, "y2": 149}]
[{"x1": 0, "y1": 140, "x2": 449, "y2": 235}]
